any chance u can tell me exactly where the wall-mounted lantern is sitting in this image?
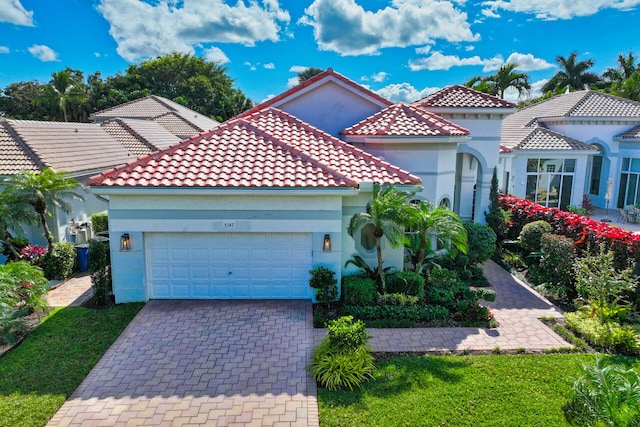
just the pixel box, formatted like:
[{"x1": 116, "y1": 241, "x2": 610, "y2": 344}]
[
  {"x1": 120, "y1": 233, "x2": 131, "y2": 252},
  {"x1": 323, "y1": 234, "x2": 331, "y2": 252}
]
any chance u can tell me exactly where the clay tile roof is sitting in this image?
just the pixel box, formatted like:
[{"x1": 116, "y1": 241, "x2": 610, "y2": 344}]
[
  {"x1": 413, "y1": 85, "x2": 516, "y2": 109},
  {"x1": 517, "y1": 127, "x2": 597, "y2": 151},
  {"x1": 499, "y1": 145, "x2": 514, "y2": 154},
  {"x1": 101, "y1": 119, "x2": 158, "y2": 157},
  {"x1": 90, "y1": 95, "x2": 219, "y2": 137},
  {"x1": 90, "y1": 108, "x2": 420, "y2": 189},
  {"x1": 0, "y1": 121, "x2": 42, "y2": 175},
  {"x1": 341, "y1": 103, "x2": 469, "y2": 137},
  {"x1": 618, "y1": 124, "x2": 640, "y2": 139},
  {"x1": 238, "y1": 68, "x2": 392, "y2": 118},
  {"x1": 3, "y1": 120, "x2": 133, "y2": 175}
]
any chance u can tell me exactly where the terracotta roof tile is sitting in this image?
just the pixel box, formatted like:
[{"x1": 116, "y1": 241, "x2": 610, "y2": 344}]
[
  {"x1": 238, "y1": 68, "x2": 392, "y2": 118},
  {"x1": 341, "y1": 103, "x2": 469, "y2": 137},
  {"x1": 499, "y1": 145, "x2": 514, "y2": 154},
  {"x1": 90, "y1": 108, "x2": 420, "y2": 189},
  {"x1": 413, "y1": 85, "x2": 516, "y2": 109}
]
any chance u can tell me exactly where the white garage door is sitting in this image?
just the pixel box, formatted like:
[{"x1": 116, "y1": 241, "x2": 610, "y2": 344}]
[{"x1": 146, "y1": 233, "x2": 313, "y2": 299}]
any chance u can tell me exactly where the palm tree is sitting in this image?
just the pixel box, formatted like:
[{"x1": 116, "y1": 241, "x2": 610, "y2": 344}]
[
  {"x1": 42, "y1": 70, "x2": 86, "y2": 122},
  {"x1": 407, "y1": 201, "x2": 468, "y2": 275},
  {"x1": 542, "y1": 51, "x2": 601, "y2": 93},
  {"x1": 483, "y1": 63, "x2": 531, "y2": 99},
  {"x1": 612, "y1": 71, "x2": 640, "y2": 101},
  {"x1": 2, "y1": 168, "x2": 83, "y2": 251},
  {"x1": 347, "y1": 185, "x2": 415, "y2": 293},
  {"x1": 0, "y1": 192, "x2": 38, "y2": 259},
  {"x1": 464, "y1": 75, "x2": 497, "y2": 95},
  {"x1": 297, "y1": 67, "x2": 325, "y2": 85},
  {"x1": 603, "y1": 51, "x2": 638, "y2": 84}
]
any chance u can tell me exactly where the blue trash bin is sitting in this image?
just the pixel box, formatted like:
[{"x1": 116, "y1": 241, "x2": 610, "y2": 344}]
[{"x1": 76, "y1": 244, "x2": 90, "y2": 272}]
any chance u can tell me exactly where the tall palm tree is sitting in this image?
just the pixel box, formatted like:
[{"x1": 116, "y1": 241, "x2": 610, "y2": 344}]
[
  {"x1": 542, "y1": 51, "x2": 601, "y2": 93},
  {"x1": 603, "y1": 51, "x2": 638, "y2": 83},
  {"x1": 297, "y1": 67, "x2": 325, "y2": 85},
  {"x1": 347, "y1": 185, "x2": 415, "y2": 293},
  {"x1": 0, "y1": 192, "x2": 38, "y2": 259},
  {"x1": 407, "y1": 201, "x2": 468, "y2": 275},
  {"x1": 464, "y1": 75, "x2": 497, "y2": 95},
  {"x1": 2, "y1": 168, "x2": 83, "y2": 251},
  {"x1": 43, "y1": 70, "x2": 86, "y2": 122},
  {"x1": 483, "y1": 63, "x2": 531, "y2": 99}
]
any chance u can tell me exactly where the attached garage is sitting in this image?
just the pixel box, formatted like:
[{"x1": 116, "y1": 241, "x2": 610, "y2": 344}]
[{"x1": 146, "y1": 232, "x2": 312, "y2": 299}]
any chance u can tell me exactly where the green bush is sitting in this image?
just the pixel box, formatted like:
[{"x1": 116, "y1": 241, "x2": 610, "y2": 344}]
[
  {"x1": 42, "y1": 243, "x2": 76, "y2": 280},
  {"x1": 326, "y1": 316, "x2": 370, "y2": 350},
  {"x1": 309, "y1": 266, "x2": 338, "y2": 304},
  {"x1": 343, "y1": 304, "x2": 449, "y2": 323},
  {"x1": 538, "y1": 233, "x2": 576, "y2": 300},
  {"x1": 0, "y1": 302, "x2": 28, "y2": 345},
  {"x1": 519, "y1": 220, "x2": 552, "y2": 254},
  {"x1": 386, "y1": 271, "x2": 425, "y2": 299},
  {"x1": 308, "y1": 338, "x2": 375, "y2": 391},
  {"x1": 565, "y1": 311, "x2": 639, "y2": 354},
  {"x1": 376, "y1": 293, "x2": 419, "y2": 306},
  {"x1": 471, "y1": 287, "x2": 496, "y2": 302},
  {"x1": 0, "y1": 261, "x2": 49, "y2": 312},
  {"x1": 563, "y1": 358, "x2": 640, "y2": 426},
  {"x1": 465, "y1": 223, "x2": 497, "y2": 266},
  {"x1": 1, "y1": 237, "x2": 29, "y2": 262},
  {"x1": 88, "y1": 239, "x2": 110, "y2": 272},
  {"x1": 426, "y1": 269, "x2": 466, "y2": 308},
  {"x1": 342, "y1": 274, "x2": 376, "y2": 306},
  {"x1": 91, "y1": 212, "x2": 108, "y2": 234},
  {"x1": 91, "y1": 266, "x2": 112, "y2": 307}
]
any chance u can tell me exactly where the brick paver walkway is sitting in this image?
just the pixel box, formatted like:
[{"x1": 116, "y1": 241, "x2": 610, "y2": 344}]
[
  {"x1": 46, "y1": 273, "x2": 93, "y2": 307},
  {"x1": 47, "y1": 300, "x2": 318, "y2": 427}
]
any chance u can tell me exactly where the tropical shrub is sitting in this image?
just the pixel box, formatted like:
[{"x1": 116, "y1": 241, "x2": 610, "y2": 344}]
[
  {"x1": 386, "y1": 270, "x2": 425, "y2": 299},
  {"x1": 464, "y1": 223, "x2": 497, "y2": 266},
  {"x1": 19, "y1": 244, "x2": 47, "y2": 268},
  {"x1": 376, "y1": 293, "x2": 420, "y2": 306},
  {"x1": 309, "y1": 316, "x2": 375, "y2": 390},
  {"x1": 563, "y1": 358, "x2": 640, "y2": 426},
  {"x1": 0, "y1": 260, "x2": 49, "y2": 312},
  {"x1": 309, "y1": 266, "x2": 338, "y2": 304},
  {"x1": 1, "y1": 237, "x2": 29, "y2": 262},
  {"x1": 565, "y1": 311, "x2": 639, "y2": 354},
  {"x1": 343, "y1": 304, "x2": 449, "y2": 324},
  {"x1": 0, "y1": 302, "x2": 28, "y2": 345},
  {"x1": 427, "y1": 268, "x2": 492, "y2": 322},
  {"x1": 42, "y1": 242, "x2": 76, "y2": 280},
  {"x1": 519, "y1": 220, "x2": 552, "y2": 254},
  {"x1": 89, "y1": 239, "x2": 110, "y2": 272},
  {"x1": 538, "y1": 233, "x2": 576, "y2": 300},
  {"x1": 471, "y1": 287, "x2": 496, "y2": 302},
  {"x1": 91, "y1": 266, "x2": 112, "y2": 307},
  {"x1": 342, "y1": 274, "x2": 376, "y2": 306},
  {"x1": 91, "y1": 212, "x2": 108, "y2": 234},
  {"x1": 485, "y1": 168, "x2": 509, "y2": 243}
]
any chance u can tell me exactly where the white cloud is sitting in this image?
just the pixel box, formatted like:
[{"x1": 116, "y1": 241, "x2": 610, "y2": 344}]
[
  {"x1": 28, "y1": 44, "x2": 60, "y2": 62},
  {"x1": 481, "y1": 0, "x2": 640, "y2": 20},
  {"x1": 375, "y1": 82, "x2": 440, "y2": 102},
  {"x1": 287, "y1": 76, "x2": 299, "y2": 88},
  {"x1": 97, "y1": 0, "x2": 290, "y2": 62},
  {"x1": 409, "y1": 51, "x2": 503, "y2": 72},
  {"x1": 204, "y1": 46, "x2": 230, "y2": 64},
  {"x1": 465, "y1": 45, "x2": 475, "y2": 51},
  {"x1": 0, "y1": 46, "x2": 9, "y2": 54},
  {"x1": 505, "y1": 52, "x2": 553, "y2": 71},
  {"x1": 362, "y1": 71, "x2": 388, "y2": 82},
  {"x1": 0, "y1": 0, "x2": 33, "y2": 26},
  {"x1": 481, "y1": 7, "x2": 500, "y2": 18},
  {"x1": 289, "y1": 65, "x2": 310, "y2": 73},
  {"x1": 264, "y1": 62, "x2": 275, "y2": 69},
  {"x1": 415, "y1": 45, "x2": 432, "y2": 55},
  {"x1": 300, "y1": 0, "x2": 479, "y2": 56},
  {"x1": 244, "y1": 61, "x2": 257, "y2": 71}
]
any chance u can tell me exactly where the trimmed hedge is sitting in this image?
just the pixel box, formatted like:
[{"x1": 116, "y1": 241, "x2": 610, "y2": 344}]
[
  {"x1": 342, "y1": 275, "x2": 376, "y2": 306},
  {"x1": 343, "y1": 304, "x2": 449, "y2": 323}
]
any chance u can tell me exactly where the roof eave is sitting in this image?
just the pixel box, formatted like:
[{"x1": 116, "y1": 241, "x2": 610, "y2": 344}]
[
  {"x1": 421, "y1": 107, "x2": 518, "y2": 117},
  {"x1": 88, "y1": 186, "x2": 360, "y2": 197},
  {"x1": 343, "y1": 135, "x2": 470, "y2": 144}
]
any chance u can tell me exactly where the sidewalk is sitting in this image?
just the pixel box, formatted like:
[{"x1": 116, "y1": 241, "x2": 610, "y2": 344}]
[{"x1": 46, "y1": 273, "x2": 94, "y2": 307}]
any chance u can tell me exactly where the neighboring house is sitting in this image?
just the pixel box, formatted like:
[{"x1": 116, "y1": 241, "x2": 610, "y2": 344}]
[
  {"x1": 500, "y1": 91, "x2": 640, "y2": 211},
  {"x1": 90, "y1": 95, "x2": 220, "y2": 139},
  {"x1": 89, "y1": 108, "x2": 420, "y2": 302}
]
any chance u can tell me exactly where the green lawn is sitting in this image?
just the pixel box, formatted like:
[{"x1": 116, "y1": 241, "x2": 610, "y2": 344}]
[
  {"x1": 318, "y1": 353, "x2": 640, "y2": 427},
  {"x1": 0, "y1": 303, "x2": 143, "y2": 427}
]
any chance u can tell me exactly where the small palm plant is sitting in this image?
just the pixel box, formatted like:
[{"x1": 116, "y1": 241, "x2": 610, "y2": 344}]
[{"x1": 347, "y1": 185, "x2": 415, "y2": 293}]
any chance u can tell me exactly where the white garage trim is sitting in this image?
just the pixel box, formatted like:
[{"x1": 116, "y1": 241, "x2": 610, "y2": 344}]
[{"x1": 145, "y1": 232, "x2": 313, "y2": 300}]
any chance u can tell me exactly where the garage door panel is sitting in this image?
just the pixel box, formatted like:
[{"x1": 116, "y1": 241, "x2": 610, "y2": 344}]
[{"x1": 146, "y1": 232, "x2": 312, "y2": 299}]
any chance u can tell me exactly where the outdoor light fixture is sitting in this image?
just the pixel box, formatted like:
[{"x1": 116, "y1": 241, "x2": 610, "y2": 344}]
[
  {"x1": 323, "y1": 234, "x2": 331, "y2": 252},
  {"x1": 120, "y1": 233, "x2": 131, "y2": 252}
]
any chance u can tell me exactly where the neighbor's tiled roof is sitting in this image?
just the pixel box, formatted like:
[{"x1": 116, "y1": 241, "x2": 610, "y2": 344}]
[
  {"x1": 154, "y1": 112, "x2": 203, "y2": 138},
  {"x1": 502, "y1": 91, "x2": 640, "y2": 150},
  {"x1": 413, "y1": 85, "x2": 516, "y2": 109},
  {"x1": 517, "y1": 127, "x2": 598, "y2": 151},
  {"x1": 238, "y1": 68, "x2": 392, "y2": 118},
  {"x1": 0, "y1": 121, "x2": 41, "y2": 175},
  {"x1": 89, "y1": 108, "x2": 421, "y2": 188},
  {"x1": 90, "y1": 95, "x2": 219, "y2": 137},
  {"x1": 618, "y1": 124, "x2": 640, "y2": 139},
  {"x1": 341, "y1": 103, "x2": 469, "y2": 137},
  {"x1": 2, "y1": 120, "x2": 133, "y2": 175},
  {"x1": 102, "y1": 118, "x2": 181, "y2": 156}
]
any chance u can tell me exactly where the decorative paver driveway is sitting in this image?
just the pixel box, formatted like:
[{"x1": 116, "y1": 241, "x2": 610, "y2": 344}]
[{"x1": 48, "y1": 300, "x2": 318, "y2": 427}]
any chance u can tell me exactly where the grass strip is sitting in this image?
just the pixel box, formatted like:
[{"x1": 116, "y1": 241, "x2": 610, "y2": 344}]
[
  {"x1": 319, "y1": 353, "x2": 639, "y2": 426},
  {"x1": 0, "y1": 303, "x2": 143, "y2": 427}
]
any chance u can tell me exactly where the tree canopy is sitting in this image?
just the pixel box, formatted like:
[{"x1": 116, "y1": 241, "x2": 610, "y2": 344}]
[
  {"x1": 0, "y1": 53, "x2": 252, "y2": 122},
  {"x1": 465, "y1": 62, "x2": 530, "y2": 99}
]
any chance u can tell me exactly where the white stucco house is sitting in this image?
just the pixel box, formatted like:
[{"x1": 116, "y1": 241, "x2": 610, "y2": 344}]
[
  {"x1": 500, "y1": 90, "x2": 640, "y2": 211},
  {"x1": 90, "y1": 69, "x2": 520, "y2": 303}
]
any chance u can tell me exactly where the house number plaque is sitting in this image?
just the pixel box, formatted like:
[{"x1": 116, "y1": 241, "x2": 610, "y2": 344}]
[{"x1": 223, "y1": 221, "x2": 236, "y2": 229}]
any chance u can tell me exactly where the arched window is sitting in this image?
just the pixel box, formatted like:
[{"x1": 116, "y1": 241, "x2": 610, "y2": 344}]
[
  {"x1": 360, "y1": 223, "x2": 377, "y2": 252},
  {"x1": 439, "y1": 198, "x2": 450, "y2": 208}
]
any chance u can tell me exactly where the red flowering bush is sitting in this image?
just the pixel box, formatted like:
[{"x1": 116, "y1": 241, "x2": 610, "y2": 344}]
[
  {"x1": 20, "y1": 244, "x2": 47, "y2": 268},
  {"x1": 499, "y1": 194, "x2": 640, "y2": 268}
]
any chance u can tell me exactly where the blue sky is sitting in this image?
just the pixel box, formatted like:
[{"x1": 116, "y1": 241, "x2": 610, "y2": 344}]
[{"x1": 1, "y1": 0, "x2": 639, "y2": 105}]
